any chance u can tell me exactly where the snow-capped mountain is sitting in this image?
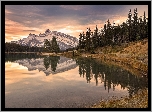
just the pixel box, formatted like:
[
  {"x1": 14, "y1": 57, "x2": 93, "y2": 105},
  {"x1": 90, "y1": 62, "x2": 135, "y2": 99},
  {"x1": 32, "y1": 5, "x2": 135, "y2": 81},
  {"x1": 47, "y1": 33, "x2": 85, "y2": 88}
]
[
  {"x1": 12, "y1": 29, "x2": 79, "y2": 50},
  {"x1": 15, "y1": 56, "x2": 78, "y2": 76}
]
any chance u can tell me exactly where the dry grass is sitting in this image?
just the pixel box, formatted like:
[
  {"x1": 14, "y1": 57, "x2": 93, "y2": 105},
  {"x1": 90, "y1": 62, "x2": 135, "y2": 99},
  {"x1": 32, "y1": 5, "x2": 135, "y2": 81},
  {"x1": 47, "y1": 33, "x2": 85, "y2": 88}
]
[
  {"x1": 82, "y1": 38, "x2": 148, "y2": 76},
  {"x1": 57, "y1": 39, "x2": 148, "y2": 108},
  {"x1": 91, "y1": 89, "x2": 148, "y2": 108}
]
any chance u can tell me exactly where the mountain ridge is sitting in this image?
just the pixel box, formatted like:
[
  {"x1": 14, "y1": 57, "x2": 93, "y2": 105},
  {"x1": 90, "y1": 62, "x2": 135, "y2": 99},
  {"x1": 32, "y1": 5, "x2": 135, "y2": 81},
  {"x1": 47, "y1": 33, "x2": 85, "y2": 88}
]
[{"x1": 10, "y1": 29, "x2": 79, "y2": 50}]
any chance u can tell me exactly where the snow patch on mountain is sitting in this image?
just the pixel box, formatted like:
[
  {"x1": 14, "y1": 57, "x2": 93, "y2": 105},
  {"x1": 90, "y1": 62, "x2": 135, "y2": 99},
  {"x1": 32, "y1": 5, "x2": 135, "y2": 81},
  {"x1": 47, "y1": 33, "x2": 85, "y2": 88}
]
[{"x1": 13, "y1": 29, "x2": 79, "y2": 50}]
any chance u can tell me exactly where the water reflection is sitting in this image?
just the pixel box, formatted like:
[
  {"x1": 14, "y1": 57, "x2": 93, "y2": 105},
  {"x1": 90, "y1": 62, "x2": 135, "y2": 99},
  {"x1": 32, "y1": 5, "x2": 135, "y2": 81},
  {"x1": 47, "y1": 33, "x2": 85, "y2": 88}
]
[
  {"x1": 5, "y1": 53, "x2": 77, "y2": 76},
  {"x1": 5, "y1": 53, "x2": 148, "y2": 96},
  {"x1": 43, "y1": 56, "x2": 60, "y2": 72},
  {"x1": 5, "y1": 53, "x2": 43, "y2": 62},
  {"x1": 75, "y1": 58, "x2": 148, "y2": 96}
]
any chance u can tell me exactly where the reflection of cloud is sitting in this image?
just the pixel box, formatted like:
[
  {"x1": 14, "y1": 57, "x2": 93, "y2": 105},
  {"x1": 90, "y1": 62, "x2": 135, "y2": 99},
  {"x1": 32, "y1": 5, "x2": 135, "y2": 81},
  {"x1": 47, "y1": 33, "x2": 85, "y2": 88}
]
[
  {"x1": 5, "y1": 63, "x2": 45, "y2": 86},
  {"x1": 115, "y1": 84, "x2": 127, "y2": 91},
  {"x1": 23, "y1": 81, "x2": 30, "y2": 84},
  {"x1": 5, "y1": 91, "x2": 11, "y2": 94},
  {"x1": 41, "y1": 67, "x2": 85, "y2": 83}
]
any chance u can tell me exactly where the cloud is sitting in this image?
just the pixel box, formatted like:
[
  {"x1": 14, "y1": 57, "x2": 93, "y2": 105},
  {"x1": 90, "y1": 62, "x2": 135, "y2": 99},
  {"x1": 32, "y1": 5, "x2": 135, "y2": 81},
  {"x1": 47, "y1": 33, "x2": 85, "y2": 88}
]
[
  {"x1": 23, "y1": 30, "x2": 36, "y2": 32},
  {"x1": 5, "y1": 18, "x2": 42, "y2": 41},
  {"x1": 60, "y1": 5, "x2": 85, "y2": 11},
  {"x1": 5, "y1": 9, "x2": 13, "y2": 14},
  {"x1": 5, "y1": 5, "x2": 148, "y2": 42}
]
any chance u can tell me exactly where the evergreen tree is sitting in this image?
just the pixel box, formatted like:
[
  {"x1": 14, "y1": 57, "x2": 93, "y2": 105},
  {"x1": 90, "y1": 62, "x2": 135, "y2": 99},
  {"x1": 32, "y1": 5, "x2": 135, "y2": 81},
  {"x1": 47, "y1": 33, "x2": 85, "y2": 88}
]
[
  {"x1": 79, "y1": 33, "x2": 82, "y2": 49},
  {"x1": 93, "y1": 25, "x2": 99, "y2": 48},
  {"x1": 143, "y1": 11, "x2": 148, "y2": 38},
  {"x1": 44, "y1": 36, "x2": 60, "y2": 53},
  {"x1": 85, "y1": 28, "x2": 91, "y2": 51},
  {"x1": 82, "y1": 32, "x2": 86, "y2": 49},
  {"x1": 132, "y1": 8, "x2": 139, "y2": 41},
  {"x1": 51, "y1": 36, "x2": 60, "y2": 53},
  {"x1": 105, "y1": 19, "x2": 113, "y2": 45},
  {"x1": 44, "y1": 39, "x2": 52, "y2": 52},
  {"x1": 77, "y1": 8, "x2": 148, "y2": 51}
]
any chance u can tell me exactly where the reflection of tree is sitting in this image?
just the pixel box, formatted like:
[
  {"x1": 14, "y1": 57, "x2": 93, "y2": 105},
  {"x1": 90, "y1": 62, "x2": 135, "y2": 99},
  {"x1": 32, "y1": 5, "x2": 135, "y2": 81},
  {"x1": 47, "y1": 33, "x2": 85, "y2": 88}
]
[
  {"x1": 49, "y1": 56, "x2": 60, "y2": 72},
  {"x1": 43, "y1": 56, "x2": 60, "y2": 72},
  {"x1": 92, "y1": 60, "x2": 100, "y2": 86},
  {"x1": 76, "y1": 57, "x2": 148, "y2": 96},
  {"x1": 5, "y1": 53, "x2": 44, "y2": 62},
  {"x1": 85, "y1": 59, "x2": 91, "y2": 83},
  {"x1": 43, "y1": 56, "x2": 50, "y2": 70}
]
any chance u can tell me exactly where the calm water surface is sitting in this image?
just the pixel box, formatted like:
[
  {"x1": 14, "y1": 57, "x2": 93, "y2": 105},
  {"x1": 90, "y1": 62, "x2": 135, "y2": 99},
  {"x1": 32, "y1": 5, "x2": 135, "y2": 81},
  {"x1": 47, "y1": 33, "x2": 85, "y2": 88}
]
[{"x1": 5, "y1": 53, "x2": 148, "y2": 108}]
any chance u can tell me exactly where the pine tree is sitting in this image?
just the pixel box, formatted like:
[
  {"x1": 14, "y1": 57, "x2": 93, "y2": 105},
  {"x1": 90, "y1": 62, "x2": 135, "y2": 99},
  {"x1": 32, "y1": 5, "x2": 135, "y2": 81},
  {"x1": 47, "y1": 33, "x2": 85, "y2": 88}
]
[
  {"x1": 132, "y1": 8, "x2": 139, "y2": 41},
  {"x1": 143, "y1": 11, "x2": 148, "y2": 38},
  {"x1": 127, "y1": 9, "x2": 132, "y2": 41},
  {"x1": 105, "y1": 19, "x2": 113, "y2": 45},
  {"x1": 85, "y1": 28, "x2": 91, "y2": 51},
  {"x1": 51, "y1": 36, "x2": 60, "y2": 53},
  {"x1": 79, "y1": 33, "x2": 82, "y2": 49},
  {"x1": 44, "y1": 36, "x2": 60, "y2": 53},
  {"x1": 77, "y1": 8, "x2": 148, "y2": 51},
  {"x1": 44, "y1": 39, "x2": 52, "y2": 52},
  {"x1": 94, "y1": 25, "x2": 99, "y2": 47},
  {"x1": 79, "y1": 32, "x2": 86, "y2": 49}
]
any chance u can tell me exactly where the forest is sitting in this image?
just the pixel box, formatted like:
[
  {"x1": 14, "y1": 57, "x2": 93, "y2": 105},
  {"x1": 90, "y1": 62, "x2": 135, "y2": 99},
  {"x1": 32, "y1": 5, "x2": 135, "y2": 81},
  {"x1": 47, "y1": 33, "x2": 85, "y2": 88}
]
[{"x1": 78, "y1": 8, "x2": 148, "y2": 52}]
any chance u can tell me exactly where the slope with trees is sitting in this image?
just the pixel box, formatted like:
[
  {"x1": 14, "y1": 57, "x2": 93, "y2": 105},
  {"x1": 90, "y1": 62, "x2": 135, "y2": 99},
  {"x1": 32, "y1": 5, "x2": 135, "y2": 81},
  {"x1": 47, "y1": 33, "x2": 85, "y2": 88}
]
[{"x1": 78, "y1": 8, "x2": 148, "y2": 52}]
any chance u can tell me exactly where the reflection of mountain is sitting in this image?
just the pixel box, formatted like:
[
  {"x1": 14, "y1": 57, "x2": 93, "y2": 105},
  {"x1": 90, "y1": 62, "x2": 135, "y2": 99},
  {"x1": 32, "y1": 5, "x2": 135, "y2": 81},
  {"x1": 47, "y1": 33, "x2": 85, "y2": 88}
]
[
  {"x1": 76, "y1": 58, "x2": 148, "y2": 96},
  {"x1": 15, "y1": 56, "x2": 77, "y2": 76},
  {"x1": 5, "y1": 53, "x2": 44, "y2": 62}
]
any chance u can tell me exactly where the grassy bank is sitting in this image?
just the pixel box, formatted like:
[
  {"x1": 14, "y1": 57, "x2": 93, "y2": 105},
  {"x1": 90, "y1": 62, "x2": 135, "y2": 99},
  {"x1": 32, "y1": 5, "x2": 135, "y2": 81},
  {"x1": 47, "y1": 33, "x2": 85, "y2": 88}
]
[
  {"x1": 90, "y1": 88, "x2": 148, "y2": 108},
  {"x1": 42, "y1": 38, "x2": 148, "y2": 76},
  {"x1": 79, "y1": 38, "x2": 148, "y2": 77},
  {"x1": 40, "y1": 39, "x2": 148, "y2": 108},
  {"x1": 60, "y1": 39, "x2": 148, "y2": 108}
]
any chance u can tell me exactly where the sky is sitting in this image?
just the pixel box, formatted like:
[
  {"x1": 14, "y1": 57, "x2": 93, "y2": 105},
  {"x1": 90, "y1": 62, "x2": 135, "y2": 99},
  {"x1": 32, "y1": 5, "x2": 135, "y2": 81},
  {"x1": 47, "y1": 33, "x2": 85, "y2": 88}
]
[{"x1": 5, "y1": 5, "x2": 148, "y2": 42}]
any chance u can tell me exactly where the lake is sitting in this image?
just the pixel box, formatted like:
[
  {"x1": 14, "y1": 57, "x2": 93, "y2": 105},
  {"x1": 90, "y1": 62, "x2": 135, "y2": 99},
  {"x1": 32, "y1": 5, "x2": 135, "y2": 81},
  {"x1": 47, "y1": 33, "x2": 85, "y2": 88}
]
[{"x1": 5, "y1": 53, "x2": 148, "y2": 108}]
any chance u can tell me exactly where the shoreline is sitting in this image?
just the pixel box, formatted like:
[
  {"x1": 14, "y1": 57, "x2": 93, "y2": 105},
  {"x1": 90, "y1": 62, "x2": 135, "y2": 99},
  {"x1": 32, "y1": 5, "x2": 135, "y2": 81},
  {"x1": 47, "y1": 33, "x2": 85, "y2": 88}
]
[
  {"x1": 5, "y1": 52, "x2": 39, "y2": 53},
  {"x1": 5, "y1": 39, "x2": 148, "y2": 108}
]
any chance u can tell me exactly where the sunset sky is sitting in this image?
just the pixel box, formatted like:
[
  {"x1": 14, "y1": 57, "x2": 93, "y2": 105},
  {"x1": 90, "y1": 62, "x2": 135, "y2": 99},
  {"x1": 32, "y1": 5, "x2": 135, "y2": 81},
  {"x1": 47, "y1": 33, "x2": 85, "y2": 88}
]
[{"x1": 5, "y1": 5, "x2": 148, "y2": 42}]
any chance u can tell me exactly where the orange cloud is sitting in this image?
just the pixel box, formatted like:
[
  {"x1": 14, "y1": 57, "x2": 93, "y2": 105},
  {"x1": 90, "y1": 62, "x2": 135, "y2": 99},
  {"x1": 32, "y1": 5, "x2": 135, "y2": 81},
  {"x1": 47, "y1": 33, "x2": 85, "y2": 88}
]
[
  {"x1": 5, "y1": 18, "x2": 43, "y2": 42},
  {"x1": 5, "y1": 9, "x2": 13, "y2": 14},
  {"x1": 5, "y1": 5, "x2": 148, "y2": 42}
]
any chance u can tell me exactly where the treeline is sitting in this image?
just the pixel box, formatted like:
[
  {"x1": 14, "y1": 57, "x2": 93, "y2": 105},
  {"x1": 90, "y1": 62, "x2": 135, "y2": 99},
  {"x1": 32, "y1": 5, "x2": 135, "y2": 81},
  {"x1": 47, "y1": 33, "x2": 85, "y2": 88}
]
[
  {"x1": 5, "y1": 43, "x2": 44, "y2": 52},
  {"x1": 78, "y1": 8, "x2": 148, "y2": 52}
]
